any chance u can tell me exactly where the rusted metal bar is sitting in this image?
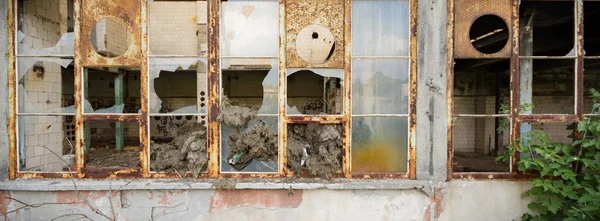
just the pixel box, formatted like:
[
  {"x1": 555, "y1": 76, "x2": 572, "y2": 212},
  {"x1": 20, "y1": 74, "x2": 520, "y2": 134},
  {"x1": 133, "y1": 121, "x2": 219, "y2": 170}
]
[
  {"x1": 16, "y1": 173, "x2": 75, "y2": 179},
  {"x1": 454, "y1": 114, "x2": 511, "y2": 118},
  {"x1": 446, "y1": 0, "x2": 455, "y2": 180},
  {"x1": 352, "y1": 173, "x2": 410, "y2": 179},
  {"x1": 519, "y1": 56, "x2": 577, "y2": 59},
  {"x1": 408, "y1": 0, "x2": 418, "y2": 180},
  {"x1": 278, "y1": 0, "x2": 287, "y2": 176},
  {"x1": 207, "y1": 0, "x2": 221, "y2": 178},
  {"x1": 452, "y1": 172, "x2": 537, "y2": 180},
  {"x1": 510, "y1": 0, "x2": 521, "y2": 174},
  {"x1": 285, "y1": 116, "x2": 344, "y2": 124},
  {"x1": 74, "y1": 0, "x2": 85, "y2": 178},
  {"x1": 140, "y1": 0, "x2": 150, "y2": 177},
  {"x1": 517, "y1": 115, "x2": 579, "y2": 123},
  {"x1": 343, "y1": 0, "x2": 352, "y2": 178},
  {"x1": 576, "y1": 0, "x2": 584, "y2": 121},
  {"x1": 7, "y1": 0, "x2": 17, "y2": 180},
  {"x1": 82, "y1": 115, "x2": 141, "y2": 122}
]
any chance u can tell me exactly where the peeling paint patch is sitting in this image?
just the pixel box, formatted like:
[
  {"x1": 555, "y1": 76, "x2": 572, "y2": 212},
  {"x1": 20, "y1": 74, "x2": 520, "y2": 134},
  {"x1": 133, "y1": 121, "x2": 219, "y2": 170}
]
[
  {"x1": 56, "y1": 191, "x2": 107, "y2": 208},
  {"x1": 0, "y1": 191, "x2": 10, "y2": 221},
  {"x1": 209, "y1": 190, "x2": 303, "y2": 213}
]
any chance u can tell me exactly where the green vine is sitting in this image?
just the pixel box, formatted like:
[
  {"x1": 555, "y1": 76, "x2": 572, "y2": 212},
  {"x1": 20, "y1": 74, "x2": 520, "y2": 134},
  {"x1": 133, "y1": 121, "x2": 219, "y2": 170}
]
[{"x1": 498, "y1": 89, "x2": 600, "y2": 221}]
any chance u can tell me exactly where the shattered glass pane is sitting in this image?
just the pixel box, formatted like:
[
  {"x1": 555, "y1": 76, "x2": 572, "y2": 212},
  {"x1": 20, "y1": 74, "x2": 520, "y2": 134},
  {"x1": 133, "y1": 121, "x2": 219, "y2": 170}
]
[
  {"x1": 352, "y1": 0, "x2": 409, "y2": 57},
  {"x1": 150, "y1": 116, "x2": 207, "y2": 176},
  {"x1": 150, "y1": 58, "x2": 207, "y2": 114},
  {"x1": 84, "y1": 68, "x2": 141, "y2": 114},
  {"x1": 91, "y1": 17, "x2": 132, "y2": 58},
  {"x1": 287, "y1": 124, "x2": 343, "y2": 179},
  {"x1": 352, "y1": 59, "x2": 409, "y2": 115},
  {"x1": 453, "y1": 59, "x2": 510, "y2": 115},
  {"x1": 17, "y1": 0, "x2": 74, "y2": 55},
  {"x1": 584, "y1": 60, "x2": 600, "y2": 114},
  {"x1": 286, "y1": 69, "x2": 344, "y2": 115},
  {"x1": 453, "y1": 117, "x2": 510, "y2": 172},
  {"x1": 149, "y1": 0, "x2": 208, "y2": 56},
  {"x1": 84, "y1": 122, "x2": 140, "y2": 169},
  {"x1": 584, "y1": 2, "x2": 600, "y2": 56},
  {"x1": 520, "y1": 59, "x2": 574, "y2": 114},
  {"x1": 17, "y1": 58, "x2": 75, "y2": 113},
  {"x1": 18, "y1": 115, "x2": 74, "y2": 172},
  {"x1": 220, "y1": 116, "x2": 278, "y2": 173},
  {"x1": 221, "y1": 58, "x2": 278, "y2": 114},
  {"x1": 221, "y1": 0, "x2": 278, "y2": 57},
  {"x1": 351, "y1": 117, "x2": 407, "y2": 173},
  {"x1": 519, "y1": 1, "x2": 574, "y2": 56}
]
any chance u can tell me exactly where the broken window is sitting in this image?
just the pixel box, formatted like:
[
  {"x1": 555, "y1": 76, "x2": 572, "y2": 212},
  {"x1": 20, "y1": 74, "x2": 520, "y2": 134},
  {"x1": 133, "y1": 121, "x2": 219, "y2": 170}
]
[
  {"x1": 452, "y1": 117, "x2": 510, "y2": 173},
  {"x1": 584, "y1": 2, "x2": 600, "y2": 56},
  {"x1": 585, "y1": 60, "x2": 600, "y2": 114},
  {"x1": 286, "y1": 69, "x2": 343, "y2": 115},
  {"x1": 519, "y1": 1, "x2": 575, "y2": 57},
  {"x1": 84, "y1": 122, "x2": 140, "y2": 174},
  {"x1": 83, "y1": 68, "x2": 141, "y2": 114},
  {"x1": 287, "y1": 124, "x2": 343, "y2": 178}
]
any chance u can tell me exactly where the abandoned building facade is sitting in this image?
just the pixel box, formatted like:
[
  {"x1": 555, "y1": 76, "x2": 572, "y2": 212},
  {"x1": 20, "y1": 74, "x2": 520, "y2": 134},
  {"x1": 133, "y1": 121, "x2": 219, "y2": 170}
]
[{"x1": 0, "y1": 0, "x2": 598, "y2": 220}]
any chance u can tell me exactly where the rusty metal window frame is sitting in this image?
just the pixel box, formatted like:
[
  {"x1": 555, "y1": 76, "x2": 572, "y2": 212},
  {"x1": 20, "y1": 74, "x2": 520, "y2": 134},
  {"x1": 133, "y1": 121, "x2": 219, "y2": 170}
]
[
  {"x1": 7, "y1": 0, "x2": 417, "y2": 180},
  {"x1": 447, "y1": 0, "x2": 591, "y2": 180}
]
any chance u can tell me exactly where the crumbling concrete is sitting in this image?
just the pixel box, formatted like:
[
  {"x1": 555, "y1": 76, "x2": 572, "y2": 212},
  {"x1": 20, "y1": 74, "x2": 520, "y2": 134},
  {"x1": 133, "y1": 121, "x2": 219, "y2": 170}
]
[
  {"x1": 150, "y1": 123, "x2": 208, "y2": 176},
  {"x1": 287, "y1": 124, "x2": 343, "y2": 179}
]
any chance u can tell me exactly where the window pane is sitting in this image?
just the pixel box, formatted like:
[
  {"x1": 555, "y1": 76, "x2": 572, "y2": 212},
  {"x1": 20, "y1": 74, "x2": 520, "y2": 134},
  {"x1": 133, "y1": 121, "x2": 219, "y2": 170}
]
[
  {"x1": 584, "y1": 59, "x2": 600, "y2": 114},
  {"x1": 17, "y1": 0, "x2": 74, "y2": 55},
  {"x1": 84, "y1": 68, "x2": 141, "y2": 114},
  {"x1": 149, "y1": 58, "x2": 207, "y2": 114},
  {"x1": 221, "y1": 0, "x2": 278, "y2": 57},
  {"x1": 352, "y1": 59, "x2": 409, "y2": 115},
  {"x1": 17, "y1": 58, "x2": 75, "y2": 114},
  {"x1": 519, "y1": 1, "x2": 574, "y2": 56},
  {"x1": 584, "y1": 2, "x2": 600, "y2": 56},
  {"x1": 286, "y1": 68, "x2": 343, "y2": 115},
  {"x1": 453, "y1": 59, "x2": 510, "y2": 115},
  {"x1": 84, "y1": 122, "x2": 140, "y2": 170},
  {"x1": 150, "y1": 115, "x2": 207, "y2": 176},
  {"x1": 287, "y1": 123, "x2": 343, "y2": 178},
  {"x1": 221, "y1": 58, "x2": 278, "y2": 114},
  {"x1": 352, "y1": 0, "x2": 409, "y2": 56},
  {"x1": 453, "y1": 117, "x2": 510, "y2": 173},
  {"x1": 220, "y1": 116, "x2": 278, "y2": 173},
  {"x1": 351, "y1": 117, "x2": 407, "y2": 173},
  {"x1": 149, "y1": 0, "x2": 207, "y2": 56},
  {"x1": 519, "y1": 59, "x2": 574, "y2": 114},
  {"x1": 18, "y1": 115, "x2": 74, "y2": 172}
]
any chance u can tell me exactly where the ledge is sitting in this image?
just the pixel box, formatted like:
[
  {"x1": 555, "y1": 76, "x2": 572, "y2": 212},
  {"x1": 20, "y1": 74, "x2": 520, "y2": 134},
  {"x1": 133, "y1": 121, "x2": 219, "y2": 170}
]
[{"x1": 0, "y1": 179, "x2": 443, "y2": 196}]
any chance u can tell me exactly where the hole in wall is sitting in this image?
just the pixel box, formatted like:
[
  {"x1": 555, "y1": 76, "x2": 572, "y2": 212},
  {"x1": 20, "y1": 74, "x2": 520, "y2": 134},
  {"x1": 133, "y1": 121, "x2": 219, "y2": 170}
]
[{"x1": 469, "y1": 14, "x2": 509, "y2": 54}]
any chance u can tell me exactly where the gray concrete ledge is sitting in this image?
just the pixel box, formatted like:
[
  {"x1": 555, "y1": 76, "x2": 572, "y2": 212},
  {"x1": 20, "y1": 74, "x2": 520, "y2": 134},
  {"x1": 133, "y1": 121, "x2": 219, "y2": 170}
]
[{"x1": 0, "y1": 179, "x2": 443, "y2": 195}]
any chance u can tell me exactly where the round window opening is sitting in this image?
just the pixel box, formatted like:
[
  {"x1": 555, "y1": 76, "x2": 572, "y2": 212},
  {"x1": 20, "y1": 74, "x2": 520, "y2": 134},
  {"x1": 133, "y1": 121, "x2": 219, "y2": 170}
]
[
  {"x1": 469, "y1": 15, "x2": 509, "y2": 54},
  {"x1": 91, "y1": 17, "x2": 132, "y2": 58}
]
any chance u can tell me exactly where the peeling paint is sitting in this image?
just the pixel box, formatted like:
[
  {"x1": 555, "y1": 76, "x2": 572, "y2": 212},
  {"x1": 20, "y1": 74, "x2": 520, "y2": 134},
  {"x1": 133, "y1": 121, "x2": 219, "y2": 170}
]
[{"x1": 209, "y1": 189, "x2": 303, "y2": 213}]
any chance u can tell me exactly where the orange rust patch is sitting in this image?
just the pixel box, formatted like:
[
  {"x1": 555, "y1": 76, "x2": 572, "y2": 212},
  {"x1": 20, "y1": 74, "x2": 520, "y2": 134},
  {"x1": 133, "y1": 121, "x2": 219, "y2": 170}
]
[
  {"x1": 423, "y1": 203, "x2": 431, "y2": 221},
  {"x1": 56, "y1": 191, "x2": 107, "y2": 208},
  {"x1": 209, "y1": 190, "x2": 303, "y2": 213},
  {"x1": 0, "y1": 191, "x2": 11, "y2": 220},
  {"x1": 434, "y1": 189, "x2": 445, "y2": 219}
]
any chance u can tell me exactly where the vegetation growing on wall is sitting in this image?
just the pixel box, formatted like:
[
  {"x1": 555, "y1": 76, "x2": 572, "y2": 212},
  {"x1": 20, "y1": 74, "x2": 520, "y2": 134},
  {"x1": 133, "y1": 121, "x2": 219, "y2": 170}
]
[{"x1": 499, "y1": 89, "x2": 600, "y2": 221}]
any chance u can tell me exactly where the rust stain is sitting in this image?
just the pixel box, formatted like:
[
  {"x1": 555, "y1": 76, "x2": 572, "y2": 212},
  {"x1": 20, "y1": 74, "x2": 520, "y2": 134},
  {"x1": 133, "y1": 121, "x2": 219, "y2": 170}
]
[
  {"x1": 209, "y1": 190, "x2": 303, "y2": 213},
  {"x1": 446, "y1": 0, "x2": 455, "y2": 180},
  {"x1": 157, "y1": 191, "x2": 176, "y2": 206},
  {"x1": 8, "y1": 0, "x2": 17, "y2": 180},
  {"x1": 0, "y1": 191, "x2": 10, "y2": 220},
  {"x1": 207, "y1": 0, "x2": 221, "y2": 178},
  {"x1": 433, "y1": 188, "x2": 445, "y2": 218},
  {"x1": 422, "y1": 203, "x2": 431, "y2": 221}
]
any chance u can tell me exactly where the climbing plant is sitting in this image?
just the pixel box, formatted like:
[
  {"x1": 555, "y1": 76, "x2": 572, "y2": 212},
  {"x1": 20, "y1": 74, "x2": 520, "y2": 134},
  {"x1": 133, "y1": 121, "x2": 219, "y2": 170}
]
[{"x1": 498, "y1": 88, "x2": 600, "y2": 221}]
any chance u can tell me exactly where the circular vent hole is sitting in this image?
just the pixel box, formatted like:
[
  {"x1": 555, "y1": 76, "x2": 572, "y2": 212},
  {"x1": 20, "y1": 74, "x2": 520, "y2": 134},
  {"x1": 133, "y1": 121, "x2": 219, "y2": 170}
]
[
  {"x1": 469, "y1": 15, "x2": 509, "y2": 54},
  {"x1": 91, "y1": 17, "x2": 132, "y2": 58}
]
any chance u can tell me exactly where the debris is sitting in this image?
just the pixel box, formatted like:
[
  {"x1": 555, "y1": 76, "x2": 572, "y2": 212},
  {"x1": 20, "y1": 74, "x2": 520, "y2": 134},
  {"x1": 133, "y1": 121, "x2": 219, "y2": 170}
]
[
  {"x1": 287, "y1": 124, "x2": 343, "y2": 179},
  {"x1": 150, "y1": 123, "x2": 208, "y2": 176},
  {"x1": 217, "y1": 96, "x2": 257, "y2": 128},
  {"x1": 226, "y1": 120, "x2": 278, "y2": 171}
]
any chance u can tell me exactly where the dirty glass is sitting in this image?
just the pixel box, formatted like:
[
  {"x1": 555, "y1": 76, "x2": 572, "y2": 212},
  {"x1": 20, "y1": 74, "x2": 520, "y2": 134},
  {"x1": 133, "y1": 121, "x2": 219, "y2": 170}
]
[
  {"x1": 149, "y1": 58, "x2": 207, "y2": 114},
  {"x1": 17, "y1": 0, "x2": 74, "y2": 55},
  {"x1": 519, "y1": 59, "x2": 574, "y2": 114},
  {"x1": 352, "y1": 0, "x2": 409, "y2": 57},
  {"x1": 83, "y1": 68, "x2": 141, "y2": 114},
  {"x1": 519, "y1": 1, "x2": 575, "y2": 56},
  {"x1": 84, "y1": 122, "x2": 140, "y2": 169},
  {"x1": 149, "y1": 0, "x2": 208, "y2": 56},
  {"x1": 150, "y1": 115, "x2": 208, "y2": 175},
  {"x1": 351, "y1": 117, "x2": 408, "y2": 173},
  {"x1": 91, "y1": 17, "x2": 132, "y2": 58},
  {"x1": 221, "y1": 58, "x2": 278, "y2": 114},
  {"x1": 584, "y1": 60, "x2": 600, "y2": 114},
  {"x1": 452, "y1": 117, "x2": 510, "y2": 173},
  {"x1": 453, "y1": 59, "x2": 511, "y2": 115},
  {"x1": 220, "y1": 116, "x2": 278, "y2": 173},
  {"x1": 221, "y1": 0, "x2": 278, "y2": 57},
  {"x1": 286, "y1": 68, "x2": 344, "y2": 115},
  {"x1": 287, "y1": 123, "x2": 343, "y2": 178},
  {"x1": 18, "y1": 115, "x2": 75, "y2": 172},
  {"x1": 352, "y1": 59, "x2": 409, "y2": 115},
  {"x1": 17, "y1": 58, "x2": 75, "y2": 113}
]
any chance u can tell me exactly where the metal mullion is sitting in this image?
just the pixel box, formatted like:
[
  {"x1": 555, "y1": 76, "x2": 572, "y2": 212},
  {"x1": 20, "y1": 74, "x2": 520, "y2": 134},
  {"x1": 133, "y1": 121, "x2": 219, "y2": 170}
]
[
  {"x1": 16, "y1": 54, "x2": 75, "y2": 58},
  {"x1": 207, "y1": 0, "x2": 221, "y2": 178},
  {"x1": 73, "y1": 0, "x2": 84, "y2": 178},
  {"x1": 140, "y1": 0, "x2": 150, "y2": 177},
  {"x1": 149, "y1": 55, "x2": 209, "y2": 58},
  {"x1": 8, "y1": 0, "x2": 18, "y2": 180},
  {"x1": 576, "y1": 0, "x2": 584, "y2": 120},
  {"x1": 351, "y1": 56, "x2": 411, "y2": 59},
  {"x1": 510, "y1": 0, "x2": 520, "y2": 174},
  {"x1": 351, "y1": 114, "x2": 410, "y2": 117},
  {"x1": 453, "y1": 114, "x2": 510, "y2": 118},
  {"x1": 17, "y1": 113, "x2": 75, "y2": 116}
]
